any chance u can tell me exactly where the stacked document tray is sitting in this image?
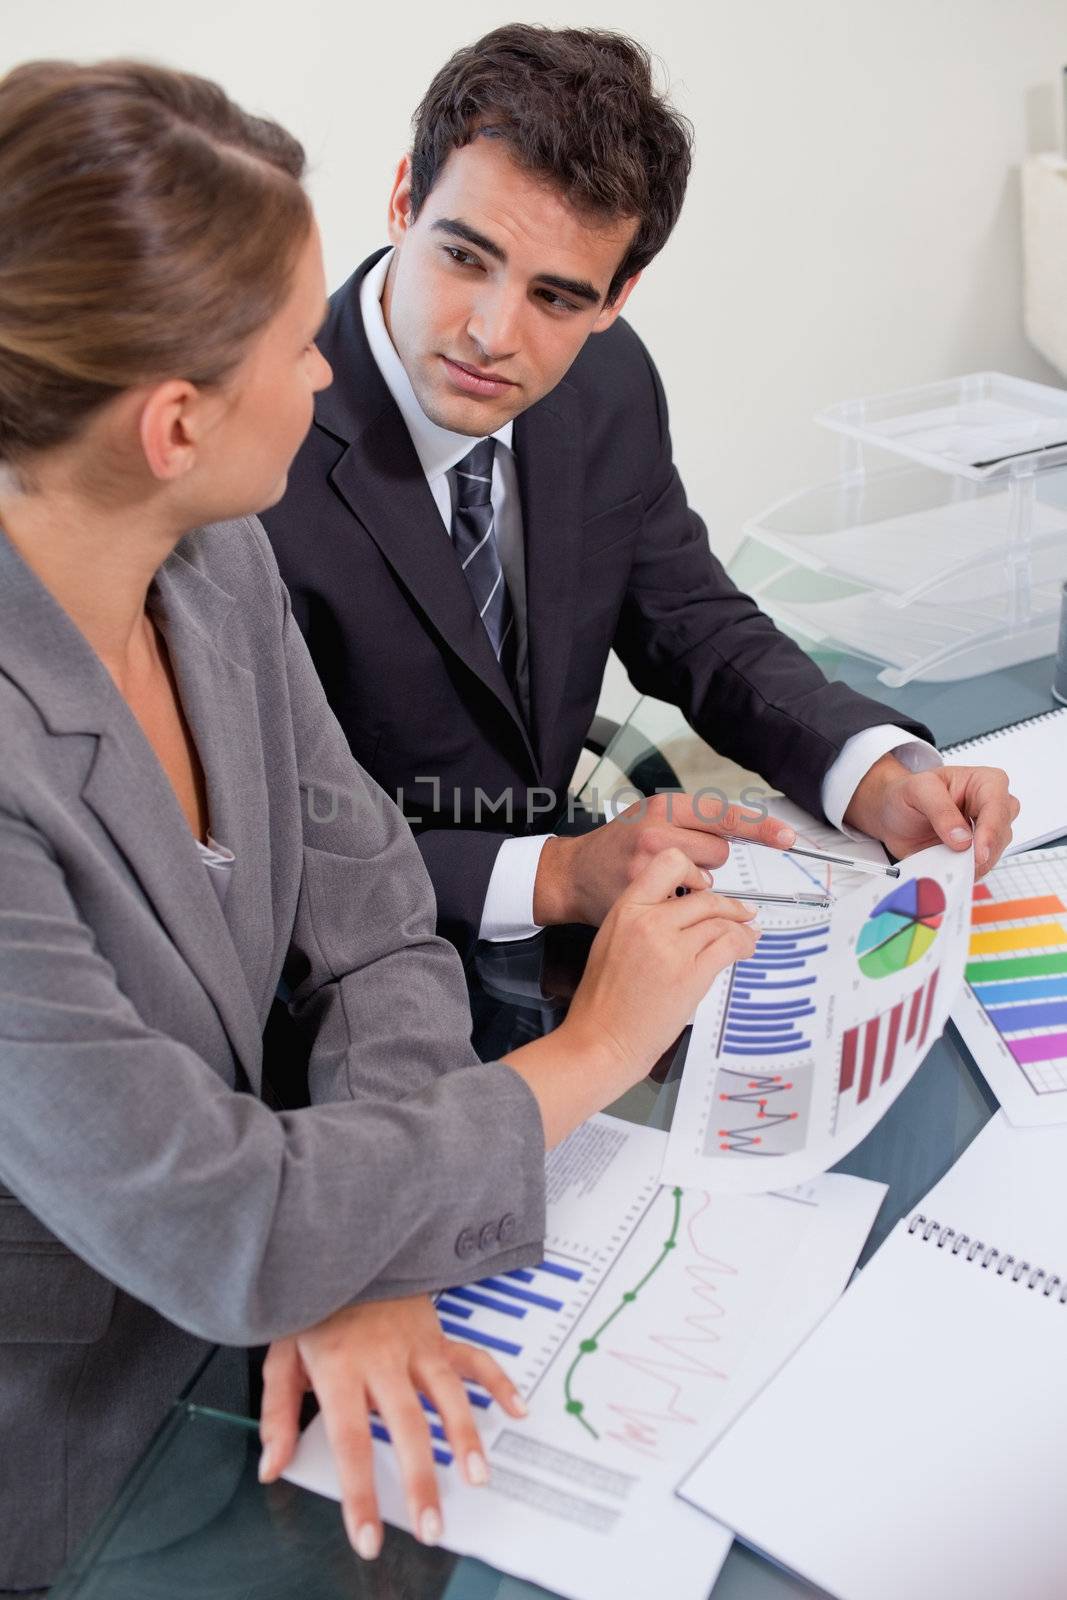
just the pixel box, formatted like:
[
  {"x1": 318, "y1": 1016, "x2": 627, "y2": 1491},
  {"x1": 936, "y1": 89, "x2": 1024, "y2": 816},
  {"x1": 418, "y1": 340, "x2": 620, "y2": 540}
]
[{"x1": 733, "y1": 373, "x2": 1067, "y2": 685}]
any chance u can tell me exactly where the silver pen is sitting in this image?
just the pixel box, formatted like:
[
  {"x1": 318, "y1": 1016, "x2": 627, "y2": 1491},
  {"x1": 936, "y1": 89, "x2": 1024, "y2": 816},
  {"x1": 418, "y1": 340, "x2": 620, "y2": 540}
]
[
  {"x1": 711, "y1": 887, "x2": 832, "y2": 910},
  {"x1": 719, "y1": 832, "x2": 900, "y2": 880}
]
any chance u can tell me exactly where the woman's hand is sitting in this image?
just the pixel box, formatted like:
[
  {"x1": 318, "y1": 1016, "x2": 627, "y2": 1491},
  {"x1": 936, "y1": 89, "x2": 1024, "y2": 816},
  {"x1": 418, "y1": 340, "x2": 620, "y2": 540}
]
[
  {"x1": 258, "y1": 1293, "x2": 526, "y2": 1558},
  {"x1": 506, "y1": 847, "x2": 760, "y2": 1146},
  {"x1": 566, "y1": 847, "x2": 759, "y2": 1078}
]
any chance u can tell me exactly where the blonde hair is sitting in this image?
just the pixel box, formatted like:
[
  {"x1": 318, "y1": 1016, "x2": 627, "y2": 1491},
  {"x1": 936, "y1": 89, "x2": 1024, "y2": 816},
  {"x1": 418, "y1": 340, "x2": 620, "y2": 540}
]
[{"x1": 0, "y1": 59, "x2": 312, "y2": 465}]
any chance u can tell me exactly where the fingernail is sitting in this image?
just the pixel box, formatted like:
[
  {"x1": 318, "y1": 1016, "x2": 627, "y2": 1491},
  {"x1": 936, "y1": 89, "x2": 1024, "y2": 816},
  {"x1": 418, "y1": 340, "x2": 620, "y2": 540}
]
[
  {"x1": 949, "y1": 828, "x2": 971, "y2": 845},
  {"x1": 751, "y1": 922, "x2": 763, "y2": 937},
  {"x1": 977, "y1": 844, "x2": 989, "y2": 865},
  {"x1": 355, "y1": 1522, "x2": 381, "y2": 1561},
  {"x1": 257, "y1": 1445, "x2": 273, "y2": 1483},
  {"x1": 466, "y1": 1451, "x2": 489, "y2": 1486},
  {"x1": 741, "y1": 900, "x2": 758, "y2": 915},
  {"x1": 510, "y1": 1391, "x2": 528, "y2": 1417},
  {"x1": 776, "y1": 826, "x2": 796, "y2": 846},
  {"x1": 418, "y1": 1507, "x2": 443, "y2": 1545}
]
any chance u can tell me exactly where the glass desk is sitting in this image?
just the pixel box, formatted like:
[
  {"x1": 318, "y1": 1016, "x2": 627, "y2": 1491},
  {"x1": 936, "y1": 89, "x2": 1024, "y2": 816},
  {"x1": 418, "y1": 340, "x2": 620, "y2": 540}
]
[{"x1": 51, "y1": 643, "x2": 1060, "y2": 1600}]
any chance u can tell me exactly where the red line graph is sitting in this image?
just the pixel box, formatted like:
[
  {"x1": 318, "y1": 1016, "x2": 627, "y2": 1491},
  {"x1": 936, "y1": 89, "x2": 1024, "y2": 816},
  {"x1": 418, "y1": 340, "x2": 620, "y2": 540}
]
[{"x1": 598, "y1": 1193, "x2": 744, "y2": 1459}]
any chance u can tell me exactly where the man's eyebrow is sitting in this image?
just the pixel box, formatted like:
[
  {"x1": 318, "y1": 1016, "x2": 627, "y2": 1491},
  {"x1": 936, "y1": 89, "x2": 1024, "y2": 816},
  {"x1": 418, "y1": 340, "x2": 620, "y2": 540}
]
[
  {"x1": 431, "y1": 217, "x2": 603, "y2": 306},
  {"x1": 432, "y1": 217, "x2": 507, "y2": 263},
  {"x1": 535, "y1": 272, "x2": 601, "y2": 307}
]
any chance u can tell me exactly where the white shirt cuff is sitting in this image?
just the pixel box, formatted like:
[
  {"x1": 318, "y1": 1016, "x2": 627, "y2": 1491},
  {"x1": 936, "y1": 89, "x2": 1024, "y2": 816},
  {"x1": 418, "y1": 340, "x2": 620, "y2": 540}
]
[
  {"x1": 479, "y1": 834, "x2": 553, "y2": 942},
  {"x1": 821, "y1": 725, "x2": 942, "y2": 837}
]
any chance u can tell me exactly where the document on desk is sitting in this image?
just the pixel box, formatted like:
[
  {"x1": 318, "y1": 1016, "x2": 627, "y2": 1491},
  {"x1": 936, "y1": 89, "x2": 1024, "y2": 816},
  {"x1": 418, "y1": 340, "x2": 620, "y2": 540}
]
[
  {"x1": 283, "y1": 1115, "x2": 885, "y2": 1600},
  {"x1": 663, "y1": 840, "x2": 974, "y2": 1194},
  {"x1": 679, "y1": 1111, "x2": 1067, "y2": 1600},
  {"x1": 944, "y1": 705, "x2": 1067, "y2": 854},
  {"x1": 713, "y1": 794, "x2": 892, "y2": 897},
  {"x1": 953, "y1": 844, "x2": 1067, "y2": 1125}
]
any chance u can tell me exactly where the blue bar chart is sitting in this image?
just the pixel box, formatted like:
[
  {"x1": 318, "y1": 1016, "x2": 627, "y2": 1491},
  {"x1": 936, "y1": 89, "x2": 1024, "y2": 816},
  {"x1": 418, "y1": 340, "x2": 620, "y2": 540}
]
[
  {"x1": 376, "y1": 1253, "x2": 615, "y2": 1470},
  {"x1": 720, "y1": 925, "x2": 829, "y2": 1059},
  {"x1": 438, "y1": 1260, "x2": 577, "y2": 1357}
]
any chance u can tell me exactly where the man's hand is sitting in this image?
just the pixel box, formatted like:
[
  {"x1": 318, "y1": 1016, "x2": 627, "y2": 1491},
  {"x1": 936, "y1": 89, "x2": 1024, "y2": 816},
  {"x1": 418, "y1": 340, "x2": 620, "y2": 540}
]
[
  {"x1": 258, "y1": 1295, "x2": 527, "y2": 1560},
  {"x1": 844, "y1": 754, "x2": 1019, "y2": 877},
  {"x1": 533, "y1": 792, "x2": 795, "y2": 926}
]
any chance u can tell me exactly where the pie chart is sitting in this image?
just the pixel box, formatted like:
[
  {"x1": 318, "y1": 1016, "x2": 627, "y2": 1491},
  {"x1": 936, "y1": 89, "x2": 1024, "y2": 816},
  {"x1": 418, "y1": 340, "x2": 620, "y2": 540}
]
[{"x1": 857, "y1": 878, "x2": 945, "y2": 979}]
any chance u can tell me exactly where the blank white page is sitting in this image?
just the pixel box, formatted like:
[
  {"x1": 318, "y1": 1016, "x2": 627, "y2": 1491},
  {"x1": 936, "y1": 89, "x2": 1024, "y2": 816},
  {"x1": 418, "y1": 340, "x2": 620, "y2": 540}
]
[
  {"x1": 946, "y1": 709, "x2": 1067, "y2": 853},
  {"x1": 680, "y1": 1215, "x2": 1067, "y2": 1600},
  {"x1": 917, "y1": 1110, "x2": 1067, "y2": 1268}
]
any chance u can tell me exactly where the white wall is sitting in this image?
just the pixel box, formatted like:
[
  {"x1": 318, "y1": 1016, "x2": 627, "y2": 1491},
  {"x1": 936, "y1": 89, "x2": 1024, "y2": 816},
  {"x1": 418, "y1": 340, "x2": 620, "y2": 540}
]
[{"x1": 4, "y1": 0, "x2": 1063, "y2": 566}]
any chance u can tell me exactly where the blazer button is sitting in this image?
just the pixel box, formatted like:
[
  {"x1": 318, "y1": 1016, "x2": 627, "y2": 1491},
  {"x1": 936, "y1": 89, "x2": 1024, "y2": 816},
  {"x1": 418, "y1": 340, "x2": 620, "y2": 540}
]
[
  {"x1": 455, "y1": 1228, "x2": 477, "y2": 1260},
  {"x1": 478, "y1": 1220, "x2": 499, "y2": 1251},
  {"x1": 498, "y1": 1213, "x2": 516, "y2": 1244}
]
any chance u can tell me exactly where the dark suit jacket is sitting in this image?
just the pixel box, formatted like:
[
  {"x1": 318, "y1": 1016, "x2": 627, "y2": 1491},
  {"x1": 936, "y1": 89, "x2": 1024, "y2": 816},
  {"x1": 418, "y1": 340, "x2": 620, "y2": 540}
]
[{"x1": 263, "y1": 250, "x2": 931, "y2": 947}]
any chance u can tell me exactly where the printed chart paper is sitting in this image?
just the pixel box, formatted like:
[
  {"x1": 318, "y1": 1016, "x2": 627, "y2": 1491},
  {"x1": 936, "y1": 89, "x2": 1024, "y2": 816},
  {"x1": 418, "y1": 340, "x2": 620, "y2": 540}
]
[
  {"x1": 953, "y1": 845, "x2": 1067, "y2": 1125},
  {"x1": 677, "y1": 1112, "x2": 1067, "y2": 1600},
  {"x1": 283, "y1": 1116, "x2": 884, "y2": 1600},
  {"x1": 664, "y1": 842, "x2": 973, "y2": 1194},
  {"x1": 714, "y1": 796, "x2": 891, "y2": 902}
]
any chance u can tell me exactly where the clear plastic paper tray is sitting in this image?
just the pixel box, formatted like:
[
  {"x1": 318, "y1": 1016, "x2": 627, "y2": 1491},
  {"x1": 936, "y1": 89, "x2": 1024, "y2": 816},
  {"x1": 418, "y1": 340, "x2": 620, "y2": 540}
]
[
  {"x1": 817, "y1": 372, "x2": 1067, "y2": 481},
  {"x1": 743, "y1": 463, "x2": 1067, "y2": 605},
  {"x1": 755, "y1": 579, "x2": 1063, "y2": 687}
]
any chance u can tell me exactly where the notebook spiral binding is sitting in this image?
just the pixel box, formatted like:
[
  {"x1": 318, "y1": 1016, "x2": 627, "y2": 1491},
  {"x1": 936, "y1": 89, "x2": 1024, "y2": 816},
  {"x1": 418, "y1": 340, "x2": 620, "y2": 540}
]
[
  {"x1": 947, "y1": 705, "x2": 1067, "y2": 756},
  {"x1": 908, "y1": 1213, "x2": 1067, "y2": 1302}
]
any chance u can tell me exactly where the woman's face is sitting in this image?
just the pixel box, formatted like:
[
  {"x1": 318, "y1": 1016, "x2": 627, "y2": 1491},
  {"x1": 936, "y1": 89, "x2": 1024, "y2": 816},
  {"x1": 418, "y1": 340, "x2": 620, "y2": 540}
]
[{"x1": 199, "y1": 221, "x2": 332, "y2": 518}]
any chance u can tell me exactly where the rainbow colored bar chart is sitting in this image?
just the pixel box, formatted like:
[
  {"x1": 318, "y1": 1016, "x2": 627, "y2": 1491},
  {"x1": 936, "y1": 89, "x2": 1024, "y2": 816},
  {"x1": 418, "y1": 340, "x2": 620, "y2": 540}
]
[{"x1": 965, "y1": 851, "x2": 1067, "y2": 1097}]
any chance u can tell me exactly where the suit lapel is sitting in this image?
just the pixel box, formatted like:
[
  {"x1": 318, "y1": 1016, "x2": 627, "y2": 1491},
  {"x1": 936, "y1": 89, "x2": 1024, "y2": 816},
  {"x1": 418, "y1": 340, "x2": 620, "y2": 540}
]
[
  {"x1": 151, "y1": 554, "x2": 274, "y2": 1071},
  {"x1": 514, "y1": 383, "x2": 584, "y2": 771},
  {"x1": 0, "y1": 530, "x2": 265, "y2": 1089},
  {"x1": 316, "y1": 258, "x2": 538, "y2": 775}
]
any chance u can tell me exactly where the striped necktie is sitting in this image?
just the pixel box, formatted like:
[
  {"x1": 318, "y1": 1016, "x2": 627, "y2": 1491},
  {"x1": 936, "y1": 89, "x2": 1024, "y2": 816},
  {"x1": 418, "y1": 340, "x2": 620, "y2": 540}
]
[{"x1": 449, "y1": 438, "x2": 516, "y2": 683}]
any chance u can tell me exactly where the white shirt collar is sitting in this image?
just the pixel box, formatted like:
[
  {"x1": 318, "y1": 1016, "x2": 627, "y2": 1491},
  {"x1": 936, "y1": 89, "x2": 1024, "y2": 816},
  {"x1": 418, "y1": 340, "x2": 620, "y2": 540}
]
[{"x1": 359, "y1": 247, "x2": 513, "y2": 483}]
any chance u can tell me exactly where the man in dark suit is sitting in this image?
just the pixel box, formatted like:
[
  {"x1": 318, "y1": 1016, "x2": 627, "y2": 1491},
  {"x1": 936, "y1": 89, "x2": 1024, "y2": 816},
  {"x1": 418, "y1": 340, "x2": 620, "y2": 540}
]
[{"x1": 263, "y1": 24, "x2": 1015, "y2": 950}]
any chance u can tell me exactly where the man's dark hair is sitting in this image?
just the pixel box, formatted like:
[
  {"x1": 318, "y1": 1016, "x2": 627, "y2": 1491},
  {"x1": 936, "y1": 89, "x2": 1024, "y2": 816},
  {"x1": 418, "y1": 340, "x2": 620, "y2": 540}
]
[{"x1": 409, "y1": 24, "x2": 693, "y2": 304}]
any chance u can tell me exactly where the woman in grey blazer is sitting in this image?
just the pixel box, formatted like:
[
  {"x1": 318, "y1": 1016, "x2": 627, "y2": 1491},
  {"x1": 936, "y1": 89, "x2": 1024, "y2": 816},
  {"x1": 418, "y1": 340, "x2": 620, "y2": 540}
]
[{"x1": 0, "y1": 60, "x2": 758, "y2": 1591}]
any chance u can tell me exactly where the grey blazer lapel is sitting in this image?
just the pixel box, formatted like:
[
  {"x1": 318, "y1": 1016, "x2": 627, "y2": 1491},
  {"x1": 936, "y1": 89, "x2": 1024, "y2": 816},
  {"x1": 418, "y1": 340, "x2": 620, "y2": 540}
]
[
  {"x1": 0, "y1": 531, "x2": 265, "y2": 1087},
  {"x1": 152, "y1": 546, "x2": 276, "y2": 1033}
]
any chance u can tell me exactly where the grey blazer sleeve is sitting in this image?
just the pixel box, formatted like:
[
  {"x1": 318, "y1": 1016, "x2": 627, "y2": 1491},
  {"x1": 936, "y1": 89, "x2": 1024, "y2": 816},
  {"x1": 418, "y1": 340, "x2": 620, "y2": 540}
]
[{"x1": 0, "y1": 559, "x2": 547, "y2": 1350}]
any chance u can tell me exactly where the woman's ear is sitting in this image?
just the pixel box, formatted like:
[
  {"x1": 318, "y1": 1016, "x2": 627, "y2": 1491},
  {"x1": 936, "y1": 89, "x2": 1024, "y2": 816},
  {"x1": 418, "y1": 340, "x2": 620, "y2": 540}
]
[{"x1": 138, "y1": 380, "x2": 204, "y2": 482}]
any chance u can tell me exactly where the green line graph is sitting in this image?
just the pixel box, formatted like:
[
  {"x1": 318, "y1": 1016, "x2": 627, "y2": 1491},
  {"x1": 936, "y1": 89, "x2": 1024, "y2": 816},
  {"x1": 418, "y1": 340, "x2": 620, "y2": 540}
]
[{"x1": 563, "y1": 1187, "x2": 684, "y2": 1440}]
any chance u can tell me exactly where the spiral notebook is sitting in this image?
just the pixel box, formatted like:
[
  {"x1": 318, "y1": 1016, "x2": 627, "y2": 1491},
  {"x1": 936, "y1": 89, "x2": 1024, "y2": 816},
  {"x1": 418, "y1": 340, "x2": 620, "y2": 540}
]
[
  {"x1": 946, "y1": 705, "x2": 1067, "y2": 853},
  {"x1": 679, "y1": 1112, "x2": 1067, "y2": 1600}
]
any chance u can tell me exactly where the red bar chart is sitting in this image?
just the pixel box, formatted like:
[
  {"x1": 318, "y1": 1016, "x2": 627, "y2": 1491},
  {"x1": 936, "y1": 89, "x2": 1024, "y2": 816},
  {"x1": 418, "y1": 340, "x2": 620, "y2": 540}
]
[{"x1": 835, "y1": 969, "x2": 939, "y2": 1125}]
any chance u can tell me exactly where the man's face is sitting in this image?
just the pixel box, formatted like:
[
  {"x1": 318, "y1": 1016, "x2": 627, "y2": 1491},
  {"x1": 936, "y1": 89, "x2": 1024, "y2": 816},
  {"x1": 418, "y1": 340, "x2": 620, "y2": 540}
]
[{"x1": 382, "y1": 136, "x2": 639, "y2": 436}]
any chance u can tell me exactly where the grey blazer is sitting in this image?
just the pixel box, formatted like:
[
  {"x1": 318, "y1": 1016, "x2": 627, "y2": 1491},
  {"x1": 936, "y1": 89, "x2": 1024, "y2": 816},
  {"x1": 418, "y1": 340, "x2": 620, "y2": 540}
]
[{"x1": 0, "y1": 516, "x2": 545, "y2": 1589}]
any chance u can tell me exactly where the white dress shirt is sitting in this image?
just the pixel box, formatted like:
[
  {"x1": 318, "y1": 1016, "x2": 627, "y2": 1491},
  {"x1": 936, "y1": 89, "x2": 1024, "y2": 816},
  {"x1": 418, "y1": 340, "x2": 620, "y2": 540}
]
[{"x1": 360, "y1": 249, "x2": 941, "y2": 941}]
